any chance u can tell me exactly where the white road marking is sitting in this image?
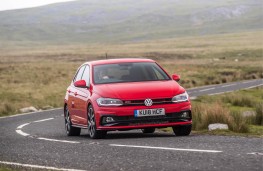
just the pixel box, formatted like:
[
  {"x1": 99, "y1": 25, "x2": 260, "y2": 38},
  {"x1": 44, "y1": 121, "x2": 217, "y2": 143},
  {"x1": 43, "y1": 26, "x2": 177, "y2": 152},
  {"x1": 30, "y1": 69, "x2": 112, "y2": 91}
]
[
  {"x1": 208, "y1": 91, "x2": 232, "y2": 96},
  {"x1": 110, "y1": 144, "x2": 222, "y2": 153},
  {"x1": 0, "y1": 108, "x2": 62, "y2": 119},
  {"x1": 33, "y1": 118, "x2": 54, "y2": 123},
  {"x1": 221, "y1": 83, "x2": 236, "y2": 88},
  {"x1": 245, "y1": 84, "x2": 263, "y2": 90},
  {"x1": 17, "y1": 123, "x2": 30, "y2": 129},
  {"x1": 37, "y1": 137, "x2": 80, "y2": 144},
  {"x1": 187, "y1": 84, "x2": 218, "y2": 91},
  {"x1": 199, "y1": 87, "x2": 215, "y2": 92},
  {"x1": 0, "y1": 161, "x2": 85, "y2": 171},
  {"x1": 16, "y1": 130, "x2": 30, "y2": 137},
  {"x1": 243, "y1": 80, "x2": 256, "y2": 84},
  {"x1": 247, "y1": 152, "x2": 263, "y2": 155},
  {"x1": 16, "y1": 119, "x2": 80, "y2": 144}
]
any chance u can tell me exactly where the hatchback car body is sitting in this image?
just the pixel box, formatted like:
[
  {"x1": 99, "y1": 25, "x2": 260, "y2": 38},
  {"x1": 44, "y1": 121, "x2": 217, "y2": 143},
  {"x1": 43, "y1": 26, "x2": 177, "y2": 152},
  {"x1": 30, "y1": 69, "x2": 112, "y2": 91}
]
[{"x1": 64, "y1": 58, "x2": 192, "y2": 138}]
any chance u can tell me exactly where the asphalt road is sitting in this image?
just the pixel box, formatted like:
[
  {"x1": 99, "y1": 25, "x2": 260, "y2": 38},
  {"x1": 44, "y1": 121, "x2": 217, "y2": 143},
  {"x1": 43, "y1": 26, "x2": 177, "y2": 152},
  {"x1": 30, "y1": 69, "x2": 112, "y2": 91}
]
[
  {"x1": 187, "y1": 78, "x2": 263, "y2": 98},
  {"x1": 0, "y1": 79, "x2": 262, "y2": 171}
]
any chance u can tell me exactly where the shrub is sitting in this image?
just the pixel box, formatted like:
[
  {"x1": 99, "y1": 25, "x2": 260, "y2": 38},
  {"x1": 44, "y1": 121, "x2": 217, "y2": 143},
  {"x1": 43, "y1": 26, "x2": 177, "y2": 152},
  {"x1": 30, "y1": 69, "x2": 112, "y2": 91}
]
[
  {"x1": 254, "y1": 103, "x2": 263, "y2": 125},
  {"x1": 0, "y1": 103, "x2": 16, "y2": 116},
  {"x1": 222, "y1": 93, "x2": 255, "y2": 107},
  {"x1": 228, "y1": 111, "x2": 249, "y2": 133},
  {"x1": 192, "y1": 102, "x2": 231, "y2": 130},
  {"x1": 192, "y1": 102, "x2": 249, "y2": 133}
]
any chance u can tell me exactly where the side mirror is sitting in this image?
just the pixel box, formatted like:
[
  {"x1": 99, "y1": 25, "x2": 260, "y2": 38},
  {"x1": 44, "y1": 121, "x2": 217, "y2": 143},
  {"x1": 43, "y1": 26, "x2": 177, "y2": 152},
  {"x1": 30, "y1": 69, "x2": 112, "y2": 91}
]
[
  {"x1": 172, "y1": 74, "x2": 180, "y2": 82},
  {"x1": 74, "y1": 80, "x2": 88, "y2": 88}
]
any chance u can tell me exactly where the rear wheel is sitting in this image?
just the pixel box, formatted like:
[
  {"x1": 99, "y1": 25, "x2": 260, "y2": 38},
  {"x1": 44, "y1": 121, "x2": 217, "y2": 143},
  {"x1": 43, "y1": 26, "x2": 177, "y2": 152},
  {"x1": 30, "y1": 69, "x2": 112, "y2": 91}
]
[
  {"x1": 88, "y1": 105, "x2": 107, "y2": 139},
  {"x1": 64, "y1": 105, "x2": 81, "y2": 136},
  {"x1": 172, "y1": 125, "x2": 191, "y2": 136},
  {"x1": 141, "y1": 128, "x2": 155, "y2": 133}
]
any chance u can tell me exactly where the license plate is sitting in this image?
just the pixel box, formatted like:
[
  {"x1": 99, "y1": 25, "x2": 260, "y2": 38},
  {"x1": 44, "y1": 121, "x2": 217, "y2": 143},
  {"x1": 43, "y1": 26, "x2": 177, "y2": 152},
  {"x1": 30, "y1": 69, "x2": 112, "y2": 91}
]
[{"x1": 134, "y1": 108, "x2": 165, "y2": 117}]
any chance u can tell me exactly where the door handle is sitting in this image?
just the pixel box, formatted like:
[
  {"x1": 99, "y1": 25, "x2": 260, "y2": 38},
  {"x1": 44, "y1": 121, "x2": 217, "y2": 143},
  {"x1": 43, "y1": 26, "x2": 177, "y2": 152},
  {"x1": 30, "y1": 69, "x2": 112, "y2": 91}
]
[{"x1": 74, "y1": 92, "x2": 78, "y2": 96}]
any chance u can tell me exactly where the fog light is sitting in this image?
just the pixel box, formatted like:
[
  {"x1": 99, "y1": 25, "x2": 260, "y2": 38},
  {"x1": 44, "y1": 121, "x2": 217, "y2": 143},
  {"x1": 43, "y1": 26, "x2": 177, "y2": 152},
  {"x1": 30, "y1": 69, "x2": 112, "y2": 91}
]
[
  {"x1": 105, "y1": 117, "x2": 114, "y2": 122},
  {"x1": 181, "y1": 111, "x2": 189, "y2": 118}
]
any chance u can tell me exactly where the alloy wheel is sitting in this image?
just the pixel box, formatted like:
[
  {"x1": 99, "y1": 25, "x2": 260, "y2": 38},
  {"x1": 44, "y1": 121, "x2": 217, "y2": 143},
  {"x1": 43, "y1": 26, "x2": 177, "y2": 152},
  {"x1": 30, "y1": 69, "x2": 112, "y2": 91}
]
[
  {"x1": 88, "y1": 106, "x2": 96, "y2": 137},
  {"x1": 65, "y1": 106, "x2": 71, "y2": 134}
]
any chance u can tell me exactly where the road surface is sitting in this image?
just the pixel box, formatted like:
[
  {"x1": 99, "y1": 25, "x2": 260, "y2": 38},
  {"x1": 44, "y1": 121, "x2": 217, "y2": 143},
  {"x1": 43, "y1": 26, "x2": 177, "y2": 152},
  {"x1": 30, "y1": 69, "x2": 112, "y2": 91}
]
[{"x1": 0, "y1": 79, "x2": 262, "y2": 171}]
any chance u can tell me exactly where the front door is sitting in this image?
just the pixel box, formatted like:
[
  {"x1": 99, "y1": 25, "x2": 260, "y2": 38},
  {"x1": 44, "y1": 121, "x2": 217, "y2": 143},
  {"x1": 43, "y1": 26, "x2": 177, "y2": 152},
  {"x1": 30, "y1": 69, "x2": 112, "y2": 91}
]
[
  {"x1": 72, "y1": 65, "x2": 91, "y2": 126},
  {"x1": 69, "y1": 65, "x2": 86, "y2": 125}
]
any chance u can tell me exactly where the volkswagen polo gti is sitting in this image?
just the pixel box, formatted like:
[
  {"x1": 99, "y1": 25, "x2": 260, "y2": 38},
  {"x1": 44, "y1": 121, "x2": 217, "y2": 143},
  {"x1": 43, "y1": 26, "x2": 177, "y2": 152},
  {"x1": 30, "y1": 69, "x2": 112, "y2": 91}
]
[{"x1": 64, "y1": 58, "x2": 191, "y2": 139}]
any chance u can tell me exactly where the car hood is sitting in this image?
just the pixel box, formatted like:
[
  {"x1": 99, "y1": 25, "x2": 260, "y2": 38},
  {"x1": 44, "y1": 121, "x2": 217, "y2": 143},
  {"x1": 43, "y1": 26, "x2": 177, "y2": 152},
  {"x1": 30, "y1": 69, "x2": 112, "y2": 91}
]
[{"x1": 93, "y1": 80, "x2": 185, "y2": 100}]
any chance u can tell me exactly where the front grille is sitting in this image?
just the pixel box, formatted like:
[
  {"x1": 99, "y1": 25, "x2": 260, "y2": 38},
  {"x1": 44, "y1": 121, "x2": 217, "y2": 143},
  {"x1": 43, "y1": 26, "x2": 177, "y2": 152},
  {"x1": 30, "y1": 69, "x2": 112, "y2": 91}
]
[
  {"x1": 100, "y1": 111, "x2": 192, "y2": 126},
  {"x1": 123, "y1": 98, "x2": 173, "y2": 106},
  {"x1": 114, "y1": 113, "x2": 182, "y2": 121}
]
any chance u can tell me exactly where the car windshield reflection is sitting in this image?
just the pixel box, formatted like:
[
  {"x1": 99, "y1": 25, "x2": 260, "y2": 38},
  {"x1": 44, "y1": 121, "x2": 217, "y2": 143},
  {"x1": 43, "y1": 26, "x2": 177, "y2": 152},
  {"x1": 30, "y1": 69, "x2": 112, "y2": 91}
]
[{"x1": 93, "y1": 62, "x2": 170, "y2": 84}]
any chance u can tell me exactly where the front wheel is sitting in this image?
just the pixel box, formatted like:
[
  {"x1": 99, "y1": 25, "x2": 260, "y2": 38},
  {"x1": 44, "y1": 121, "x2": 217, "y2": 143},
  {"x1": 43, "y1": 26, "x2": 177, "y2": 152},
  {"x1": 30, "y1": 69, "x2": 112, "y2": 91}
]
[
  {"x1": 88, "y1": 105, "x2": 107, "y2": 139},
  {"x1": 172, "y1": 125, "x2": 192, "y2": 136},
  {"x1": 65, "y1": 105, "x2": 81, "y2": 136}
]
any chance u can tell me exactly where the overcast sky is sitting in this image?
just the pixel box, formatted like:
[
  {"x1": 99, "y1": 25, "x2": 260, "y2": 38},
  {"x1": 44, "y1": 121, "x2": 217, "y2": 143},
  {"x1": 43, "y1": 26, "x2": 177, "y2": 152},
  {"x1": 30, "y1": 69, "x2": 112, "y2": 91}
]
[{"x1": 0, "y1": 0, "x2": 76, "y2": 11}]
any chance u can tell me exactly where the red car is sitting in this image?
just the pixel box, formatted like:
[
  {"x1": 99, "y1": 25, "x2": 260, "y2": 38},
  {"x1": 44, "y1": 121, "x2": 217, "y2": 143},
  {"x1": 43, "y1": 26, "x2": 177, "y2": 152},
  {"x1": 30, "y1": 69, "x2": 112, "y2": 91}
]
[{"x1": 64, "y1": 58, "x2": 191, "y2": 139}]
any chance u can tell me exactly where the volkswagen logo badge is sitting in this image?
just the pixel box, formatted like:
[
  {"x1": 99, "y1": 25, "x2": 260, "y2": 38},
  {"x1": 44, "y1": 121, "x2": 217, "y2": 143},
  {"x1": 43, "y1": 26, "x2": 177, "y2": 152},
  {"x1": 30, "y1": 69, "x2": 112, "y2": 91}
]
[{"x1": 144, "y1": 98, "x2": 153, "y2": 106}]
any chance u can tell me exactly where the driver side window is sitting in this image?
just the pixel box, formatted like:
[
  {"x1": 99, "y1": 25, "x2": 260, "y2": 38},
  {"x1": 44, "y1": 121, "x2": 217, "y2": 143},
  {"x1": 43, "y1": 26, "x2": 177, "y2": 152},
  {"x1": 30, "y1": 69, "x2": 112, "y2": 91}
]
[
  {"x1": 81, "y1": 65, "x2": 90, "y2": 86},
  {"x1": 74, "y1": 65, "x2": 86, "y2": 82}
]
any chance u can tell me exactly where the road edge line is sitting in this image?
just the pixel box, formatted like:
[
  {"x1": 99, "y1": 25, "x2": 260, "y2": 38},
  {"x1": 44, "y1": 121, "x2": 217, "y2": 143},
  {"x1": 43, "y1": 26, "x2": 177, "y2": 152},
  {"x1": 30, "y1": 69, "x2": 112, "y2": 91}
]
[
  {"x1": 0, "y1": 161, "x2": 86, "y2": 171},
  {"x1": 16, "y1": 118, "x2": 80, "y2": 144},
  {"x1": 109, "y1": 144, "x2": 222, "y2": 153}
]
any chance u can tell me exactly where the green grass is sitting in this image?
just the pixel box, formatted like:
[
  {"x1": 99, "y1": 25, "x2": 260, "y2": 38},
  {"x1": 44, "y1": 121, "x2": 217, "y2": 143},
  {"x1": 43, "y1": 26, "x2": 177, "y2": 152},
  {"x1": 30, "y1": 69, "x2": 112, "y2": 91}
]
[
  {"x1": 0, "y1": 61, "x2": 78, "y2": 116},
  {"x1": 0, "y1": 31, "x2": 262, "y2": 117},
  {"x1": 191, "y1": 125, "x2": 263, "y2": 137},
  {"x1": 0, "y1": 165, "x2": 13, "y2": 171},
  {"x1": 190, "y1": 87, "x2": 263, "y2": 136},
  {"x1": 160, "y1": 125, "x2": 263, "y2": 137}
]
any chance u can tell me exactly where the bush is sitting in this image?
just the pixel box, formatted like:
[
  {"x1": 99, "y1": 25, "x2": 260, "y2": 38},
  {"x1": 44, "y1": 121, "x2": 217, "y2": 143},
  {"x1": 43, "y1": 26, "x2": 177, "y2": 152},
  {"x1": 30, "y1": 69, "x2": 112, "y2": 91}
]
[
  {"x1": 254, "y1": 103, "x2": 263, "y2": 125},
  {"x1": 192, "y1": 102, "x2": 249, "y2": 133},
  {"x1": 229, "y1": 111, "x2": 249, "y2": 133},
  {"x1": 222, "y1": 93, "x2": 255, "y2": 107},
  {"x1": 0, "y1": 103, "x2": 16, "y2": 116},
  {"x1": 192, "y1": 102, "x2": 231, "y2": 130}
]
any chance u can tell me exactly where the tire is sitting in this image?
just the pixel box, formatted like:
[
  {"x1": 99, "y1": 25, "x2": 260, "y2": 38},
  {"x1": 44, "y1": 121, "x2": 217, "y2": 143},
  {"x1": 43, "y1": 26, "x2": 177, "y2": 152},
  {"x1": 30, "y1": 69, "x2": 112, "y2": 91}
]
[
  {"x1": 141, "y1": 128, "x2": 155, "y2": 133},
  {"x1": 88, "y1": 105, "x2": 107, "y2": 139},
  {"x1": 172, "y1": 125, "x2": 192, "y2": 136},
  {"x1": 65, "y1": 105, "x2": 81, "y2": 136}
]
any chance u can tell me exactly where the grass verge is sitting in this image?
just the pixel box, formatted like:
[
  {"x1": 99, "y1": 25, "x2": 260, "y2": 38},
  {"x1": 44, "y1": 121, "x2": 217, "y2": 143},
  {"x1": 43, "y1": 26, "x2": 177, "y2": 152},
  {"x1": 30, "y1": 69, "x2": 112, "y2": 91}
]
[
  {"x1": 161, "y1": 87, "x2": 263, "y2": 137},
  {"x1": 192, "y1": 87, "x2": 263, "y2": 136}
]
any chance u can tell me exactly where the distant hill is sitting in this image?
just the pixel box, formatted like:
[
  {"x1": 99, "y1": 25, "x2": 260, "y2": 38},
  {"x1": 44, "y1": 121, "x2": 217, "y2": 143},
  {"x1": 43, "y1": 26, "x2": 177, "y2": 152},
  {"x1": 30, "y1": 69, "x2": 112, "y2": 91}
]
[{"x1": 0, "y1": 0, "x2": 262, "y2": 44}]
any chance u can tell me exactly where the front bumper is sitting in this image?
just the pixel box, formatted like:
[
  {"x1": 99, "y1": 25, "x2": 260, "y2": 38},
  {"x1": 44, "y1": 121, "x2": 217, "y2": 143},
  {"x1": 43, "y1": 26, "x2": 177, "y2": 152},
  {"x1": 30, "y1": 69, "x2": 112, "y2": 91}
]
[
  {"x1": 97, "y1": 110, "x2": 192, "y2": 131},
  {"x1": 95, "y1": 102, "x2": 191, "y2": 131}
]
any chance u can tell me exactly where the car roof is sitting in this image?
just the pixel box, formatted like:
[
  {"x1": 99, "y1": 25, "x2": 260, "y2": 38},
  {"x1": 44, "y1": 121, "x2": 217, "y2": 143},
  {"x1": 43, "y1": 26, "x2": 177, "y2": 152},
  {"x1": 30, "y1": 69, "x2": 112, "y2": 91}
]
[{"x1": 84, "y1": 58, "x2": 155, "y2": 66}]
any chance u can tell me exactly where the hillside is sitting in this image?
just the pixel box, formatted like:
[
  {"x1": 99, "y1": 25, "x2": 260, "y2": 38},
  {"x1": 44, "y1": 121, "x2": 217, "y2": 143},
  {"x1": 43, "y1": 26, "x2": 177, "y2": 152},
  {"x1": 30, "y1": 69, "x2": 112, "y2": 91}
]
[{"x1": 0, "y1": 0, "x2": 262, "y2": 45}]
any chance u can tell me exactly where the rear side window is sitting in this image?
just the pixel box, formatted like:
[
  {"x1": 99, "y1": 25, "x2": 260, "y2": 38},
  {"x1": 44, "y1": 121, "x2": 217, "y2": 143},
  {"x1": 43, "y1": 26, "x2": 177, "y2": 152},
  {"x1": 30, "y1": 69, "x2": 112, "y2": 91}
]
[{"x1": 74, "y1": 65, "x2": 86, "y2": 82}]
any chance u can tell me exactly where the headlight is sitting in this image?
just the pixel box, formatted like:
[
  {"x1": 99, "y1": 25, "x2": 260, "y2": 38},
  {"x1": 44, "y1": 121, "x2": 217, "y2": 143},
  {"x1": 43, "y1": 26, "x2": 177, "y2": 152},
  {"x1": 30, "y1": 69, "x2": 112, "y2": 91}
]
[
  {"x1": 172, "y1": 92, "x2": 189, "y2": 103},
  {"x1": 96, "y1": 98, "x2": 123, "y2": 106}
]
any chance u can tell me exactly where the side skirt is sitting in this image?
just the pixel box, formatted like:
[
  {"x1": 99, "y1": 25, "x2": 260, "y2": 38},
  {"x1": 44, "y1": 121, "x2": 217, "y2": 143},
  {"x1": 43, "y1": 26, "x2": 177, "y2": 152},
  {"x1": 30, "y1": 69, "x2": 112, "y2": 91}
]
[{"x1": 72, "y1": 123, "x2": 87, "y2": 129}]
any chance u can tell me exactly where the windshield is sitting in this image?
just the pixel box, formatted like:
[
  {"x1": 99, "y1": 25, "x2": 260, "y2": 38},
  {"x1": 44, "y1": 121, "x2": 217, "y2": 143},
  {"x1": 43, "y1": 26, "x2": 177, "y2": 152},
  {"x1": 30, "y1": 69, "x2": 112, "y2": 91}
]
[{"x1": 93, "y1": 62, "x2": 170, "y2": 84}]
